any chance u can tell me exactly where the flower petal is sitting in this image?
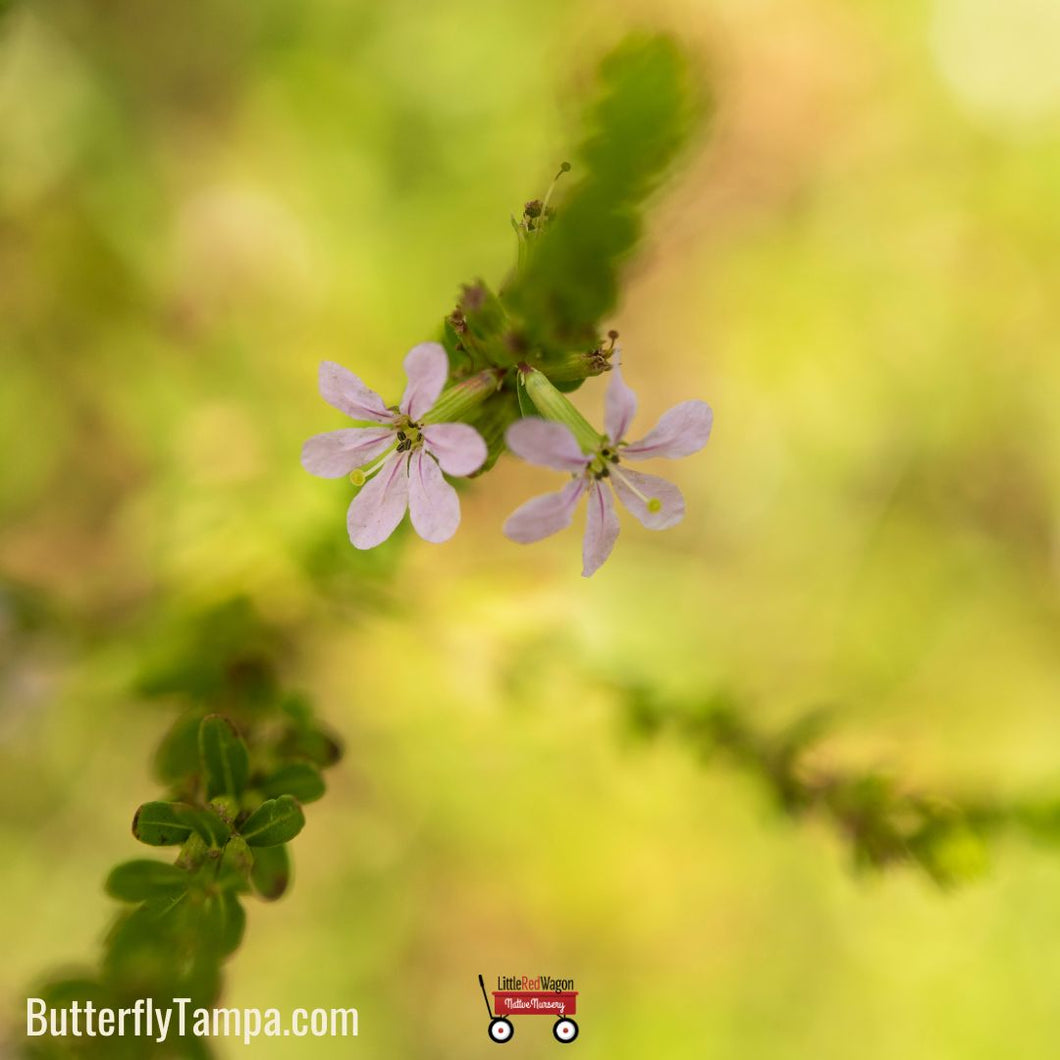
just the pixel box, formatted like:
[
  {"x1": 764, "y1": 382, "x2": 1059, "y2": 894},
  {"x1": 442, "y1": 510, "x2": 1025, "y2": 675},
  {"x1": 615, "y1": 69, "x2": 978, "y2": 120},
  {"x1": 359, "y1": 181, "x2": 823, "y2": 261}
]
[
  {"x1": 610, "y1": 467, "x2": 685, "y2": 530},
  {"x1": 422, "y1": 423, "x2": 487, "y2": 477},
  {"x1": 622, "y1": 401, "x2": 713, "y2": 460},
  {"x1": 407, "y1": 448, "x2": 460, "y2": 543},
  {"x1": 503, "y1": 478, "x2": 587, "y2": 544},
  {"x1": 346, "y1": 452, "x2": 409, "y2": 549},
  {"x1": 399, "y1": 342, "x2": 449, "y2": 420},
  {"x1": 582, "y1": 480, "x2": 620, "y2": 577},
  {"x1": 605, "y1": 365, "x2": 638, "y2": 444},
  {"x1": 506, "y1": 418, "x2": 590, "y2": 472},
  {"x1": 319, "y1": 361, "x2": 393, "y2": 423},
  {"x1": 301, "y1": 428, "x2": 394, "y2": 478}
]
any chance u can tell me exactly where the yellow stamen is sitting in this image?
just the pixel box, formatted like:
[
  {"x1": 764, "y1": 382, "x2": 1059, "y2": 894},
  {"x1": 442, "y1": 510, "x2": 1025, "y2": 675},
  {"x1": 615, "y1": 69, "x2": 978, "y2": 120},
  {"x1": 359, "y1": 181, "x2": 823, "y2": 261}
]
[
  {"x1": 611, "y1": 464, "x2": 661, "y2": 512},
  {"x1": 349, "y1": 442, "x2": 398, "y2": 487}
]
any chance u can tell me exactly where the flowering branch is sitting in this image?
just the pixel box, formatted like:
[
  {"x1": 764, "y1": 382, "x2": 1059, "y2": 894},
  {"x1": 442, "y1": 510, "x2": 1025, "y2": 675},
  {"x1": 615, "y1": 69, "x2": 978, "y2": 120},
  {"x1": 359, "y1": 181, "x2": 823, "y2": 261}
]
[{"x1": 303, "y1": 33, "x2": 713, "y2": 576}]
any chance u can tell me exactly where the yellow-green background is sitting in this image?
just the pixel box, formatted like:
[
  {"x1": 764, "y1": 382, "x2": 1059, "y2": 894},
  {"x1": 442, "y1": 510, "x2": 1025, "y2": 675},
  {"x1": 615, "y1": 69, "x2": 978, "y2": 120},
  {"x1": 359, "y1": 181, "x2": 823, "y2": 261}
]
[{"x1": 3, "y1": 0, "x2": 1060, "y2": 1055}]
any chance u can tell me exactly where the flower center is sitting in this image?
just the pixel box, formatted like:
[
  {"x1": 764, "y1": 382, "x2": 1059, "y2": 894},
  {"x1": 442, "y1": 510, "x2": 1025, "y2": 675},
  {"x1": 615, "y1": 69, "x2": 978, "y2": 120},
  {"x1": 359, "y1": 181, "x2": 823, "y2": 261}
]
[
  {"x1": 587, "y1": 447, "x2": 662, "y2": 512},
  {"x1": 348, "y1": 420, "x2": 423, "y2": 487},
  {"x1": 394, "y1": 422, "x2": 424, "y2": 453}
]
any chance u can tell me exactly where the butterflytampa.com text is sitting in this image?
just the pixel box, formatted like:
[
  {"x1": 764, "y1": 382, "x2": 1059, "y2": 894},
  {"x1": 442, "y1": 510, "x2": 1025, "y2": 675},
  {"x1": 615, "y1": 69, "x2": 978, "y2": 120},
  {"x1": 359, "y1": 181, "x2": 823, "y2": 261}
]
[{"x1": 26, "y1": 997, "x2": 359, "y2": 1046}]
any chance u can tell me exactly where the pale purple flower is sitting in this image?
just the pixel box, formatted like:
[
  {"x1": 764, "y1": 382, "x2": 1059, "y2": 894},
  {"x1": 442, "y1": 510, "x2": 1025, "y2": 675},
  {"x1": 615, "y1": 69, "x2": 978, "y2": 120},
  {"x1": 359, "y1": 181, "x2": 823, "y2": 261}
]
[
  {"x1": 302, "y1": 343, "x2": 487, "y2": 548},
  {"x1": 503, "y1": 368, "x2": 713, "y2": 576}
]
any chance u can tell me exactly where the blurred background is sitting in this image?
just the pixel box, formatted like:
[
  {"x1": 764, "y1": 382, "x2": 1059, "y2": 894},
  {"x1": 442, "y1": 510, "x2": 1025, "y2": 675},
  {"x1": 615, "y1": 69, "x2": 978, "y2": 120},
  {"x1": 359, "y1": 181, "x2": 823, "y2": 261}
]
[{"x1": 3, "y1": 0, "x2": 1060, "y2": 1055}]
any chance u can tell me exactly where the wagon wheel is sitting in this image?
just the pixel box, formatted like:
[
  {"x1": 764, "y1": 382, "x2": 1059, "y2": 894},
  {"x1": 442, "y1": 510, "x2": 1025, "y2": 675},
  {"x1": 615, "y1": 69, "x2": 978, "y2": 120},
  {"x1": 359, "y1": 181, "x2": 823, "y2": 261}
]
[
  {"x1": 553, "y1": 1017, "x2": 579, "y2": 1043},
  {"x1": 488, "y1": 1017, "x2": 514, "y2": 1043}
]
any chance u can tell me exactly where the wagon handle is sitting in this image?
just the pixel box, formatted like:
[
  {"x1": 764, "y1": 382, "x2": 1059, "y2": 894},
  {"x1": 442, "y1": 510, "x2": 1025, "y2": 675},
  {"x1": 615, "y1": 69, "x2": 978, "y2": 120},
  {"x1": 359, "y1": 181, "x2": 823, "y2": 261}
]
[{"x1": 478, "y1": 974, "x2": 494, "y2": 1019}]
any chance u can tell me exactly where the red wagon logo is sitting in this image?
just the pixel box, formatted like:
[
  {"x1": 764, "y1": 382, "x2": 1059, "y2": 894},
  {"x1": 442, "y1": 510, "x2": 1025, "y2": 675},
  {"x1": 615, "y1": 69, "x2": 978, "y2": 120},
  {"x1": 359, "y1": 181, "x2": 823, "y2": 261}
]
[{"x1": 478, "y1": 975, "x2": 579, "y2": 1044}]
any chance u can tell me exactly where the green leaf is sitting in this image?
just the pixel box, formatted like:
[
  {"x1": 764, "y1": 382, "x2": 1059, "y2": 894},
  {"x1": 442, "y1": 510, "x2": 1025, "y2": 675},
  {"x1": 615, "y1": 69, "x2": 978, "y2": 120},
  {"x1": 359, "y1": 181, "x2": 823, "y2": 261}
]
[
  {"x1": 105, "y1": 860, "x2": 189, "y2": 902},
  {"x1": 104, "y1": 901, "x2": 187, "y2": 993},
  {"x1": 34, "y1": 976, "x2": 109, "y2": 1011},
  {"x1": 133, "y1": 801, "x2": 198, "y2": 846},
  {"x1": 911, "y1": 819, "x2": 991, "y2": 887},
  {"x1": 104, "y1": 899, "x2": 221, "y2": 1006},
  {"x1": 552, "y1": 377, "x2": 586, "y2": 393},
  {"x1": 177, "y1": 832, "x2": 211, "y2": 871},
  {"x1": 279, "y1": 691, "x2": 313, "y2": 725},
  {"x1": 199, "y1": 714, "x2": 250, "y2": 799},
  {"x1": 240, "y1": 795, "x2": 305, "y2": 847},
  {"x1": 178, "y1": 805, "x2": 232, "y2": 846},
  {"x1": 250, "y1": 842, "x2": 291, "y2": 901},
  {"x1": 218, "y1": 891, "x2": 246, "y2": 955},
  {"x1": 198, "y1": 891, "x2": 246, "y2": 957},
  {"x1": 153, "y1": 710, "x2": 205, "y2": 785},
  {"x1": 219, "y1": 835, "x2": 254, "y2": 887},
  {"x1": 261, "y1": 762, "x2": 326, "y2": 803},
  {"x1": 280, "y1": 723, "x2": 343, "y2": 768}
]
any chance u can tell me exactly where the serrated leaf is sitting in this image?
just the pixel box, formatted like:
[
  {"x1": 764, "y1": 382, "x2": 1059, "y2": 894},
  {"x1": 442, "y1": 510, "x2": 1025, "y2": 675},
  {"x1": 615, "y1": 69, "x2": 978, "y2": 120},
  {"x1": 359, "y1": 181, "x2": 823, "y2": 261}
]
[
  {"x1": 250, "y1": 843, "x2": 291, "y2": 901},
  {"x1": 105, "y1": 860, "x2": 190, "y2": 902},
  {"x1": 240, "y1": 795, "x2": 305, "y2": 847},
  {"x1": 261, "y1": 762, "x2": 326, "y2": 803},
  {"x1": 199, "y1": 714, "x2": 250, "y2": 799}
]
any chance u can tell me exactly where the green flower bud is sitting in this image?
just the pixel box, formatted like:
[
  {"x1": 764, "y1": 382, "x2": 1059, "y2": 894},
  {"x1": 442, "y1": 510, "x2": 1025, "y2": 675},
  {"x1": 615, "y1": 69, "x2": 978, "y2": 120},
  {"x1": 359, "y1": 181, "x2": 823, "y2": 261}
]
[
  {"x1": 542, "y1": 346, "x2": 614, "y2": 383},
  {"x1": 519, "y1": 366, "x2": 603, "y2": 453},
  {"x1": 421, "y1": 368, "x2": 504, "y2": 425}
]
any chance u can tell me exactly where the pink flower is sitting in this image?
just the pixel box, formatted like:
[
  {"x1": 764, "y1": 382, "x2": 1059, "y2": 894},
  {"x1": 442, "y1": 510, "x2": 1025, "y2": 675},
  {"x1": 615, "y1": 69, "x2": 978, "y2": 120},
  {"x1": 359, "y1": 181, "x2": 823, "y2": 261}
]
[
  {"x1": 503, "y1": 368, "x2": 712, "y2": 576},
  {"x1": 302, "y1": 343, "x2": 487, "y2": 548}
]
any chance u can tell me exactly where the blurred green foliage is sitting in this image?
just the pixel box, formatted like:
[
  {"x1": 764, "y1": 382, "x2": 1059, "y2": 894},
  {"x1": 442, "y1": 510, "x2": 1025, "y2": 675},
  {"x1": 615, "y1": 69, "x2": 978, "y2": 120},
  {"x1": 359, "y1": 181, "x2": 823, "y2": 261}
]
[
  {"x1": 23, "y1": 598, "x2": 341, "y2": 1059},
  {"x1": 4, "y1": 0, "x2": 1060, "y2": 1058},
  {"x1": 625, "y1": 690, "x2": 1013, "y2": 887},
  {"x1": 505, "y1": 34, "x2": 703, "y2": 356}
]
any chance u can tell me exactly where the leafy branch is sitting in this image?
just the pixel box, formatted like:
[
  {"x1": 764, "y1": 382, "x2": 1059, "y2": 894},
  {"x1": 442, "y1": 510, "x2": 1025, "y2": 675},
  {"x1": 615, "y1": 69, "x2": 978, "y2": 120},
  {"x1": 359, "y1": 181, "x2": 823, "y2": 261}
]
[
  {"x1": 24, "y1": 599, "x2": 341, "y2": 1059},
  {"x1": 624, "y1": 690, "x2": 1060, "y2": 887}
]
